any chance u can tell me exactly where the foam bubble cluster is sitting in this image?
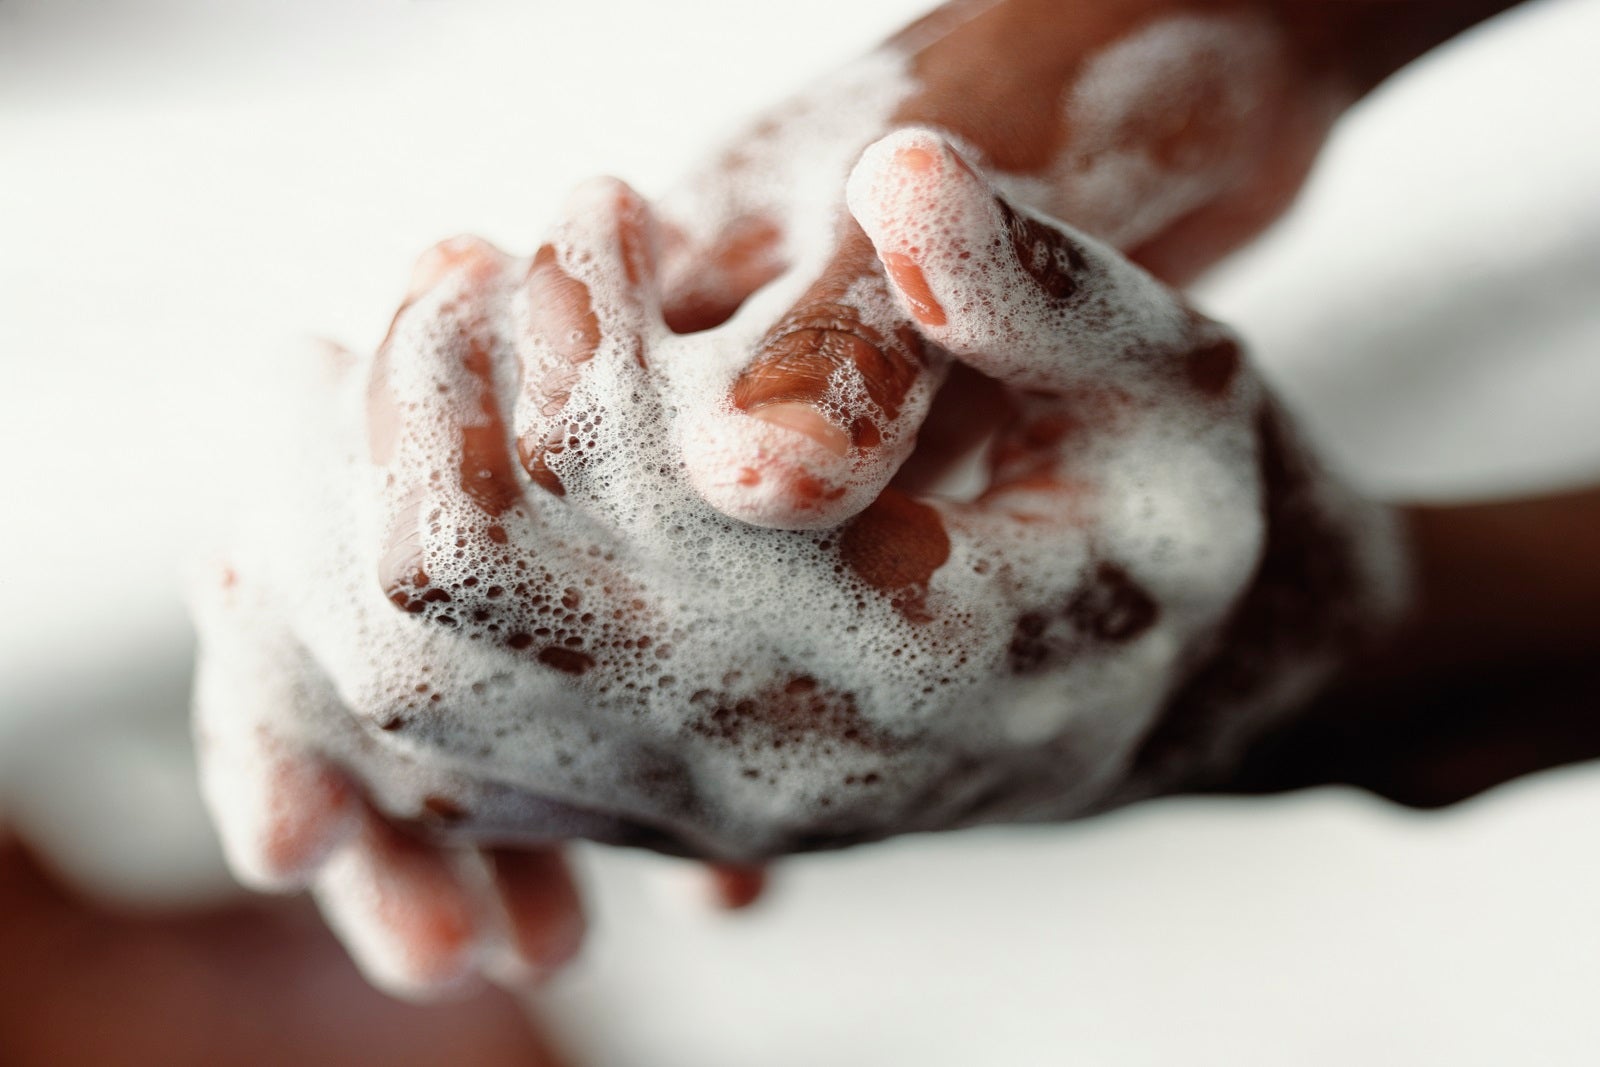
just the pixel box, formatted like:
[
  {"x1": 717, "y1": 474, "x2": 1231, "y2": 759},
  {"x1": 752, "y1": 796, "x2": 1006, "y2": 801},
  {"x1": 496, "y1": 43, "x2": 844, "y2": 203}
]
[
  {"x1": 190, "y1": 10, "x2": 1404, "y2": 996},
  {"x1": 194, "y1": 154, "x2": 1398, "y2": 863}
]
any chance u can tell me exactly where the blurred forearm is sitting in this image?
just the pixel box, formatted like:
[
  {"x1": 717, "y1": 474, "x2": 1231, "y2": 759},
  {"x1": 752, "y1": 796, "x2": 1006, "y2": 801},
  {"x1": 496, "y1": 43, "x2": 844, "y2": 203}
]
[
  {"x1": 1221, "y1": 487, "x2": 1600, "y2": 808},
  {"x1": 1408, "y1": 489, "x2": 1600, "y2": 672}
]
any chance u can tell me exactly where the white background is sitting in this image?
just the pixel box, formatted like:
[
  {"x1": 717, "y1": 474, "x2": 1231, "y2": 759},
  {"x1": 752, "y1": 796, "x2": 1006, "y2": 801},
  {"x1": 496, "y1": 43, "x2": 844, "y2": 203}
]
[{"x1": 3, "y1": 1, "x2": 1599, "y2": 1064}]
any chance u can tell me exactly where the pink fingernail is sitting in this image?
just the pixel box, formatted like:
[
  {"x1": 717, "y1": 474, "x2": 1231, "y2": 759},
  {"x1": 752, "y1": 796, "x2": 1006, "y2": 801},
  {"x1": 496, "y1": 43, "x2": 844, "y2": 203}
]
[
  {"x1": 882, "y1": 252, "x2": 947, "y2": 326},
  {"x1": 750, "y1": 402, "x2": 850, "y2": 457},
  {"x1": 894, "y1": 145, "x2": 940, "y2": 174}
]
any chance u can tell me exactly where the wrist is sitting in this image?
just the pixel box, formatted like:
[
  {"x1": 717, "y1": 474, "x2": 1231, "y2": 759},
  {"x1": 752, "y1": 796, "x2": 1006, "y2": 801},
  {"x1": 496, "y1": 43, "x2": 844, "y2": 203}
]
[
  {"x1": 1263, "y1": 0, "x2": 1527, "y2": 98},
  {"x1": 1097, "y1": 401, "x2": 1410, "y2": 808}
]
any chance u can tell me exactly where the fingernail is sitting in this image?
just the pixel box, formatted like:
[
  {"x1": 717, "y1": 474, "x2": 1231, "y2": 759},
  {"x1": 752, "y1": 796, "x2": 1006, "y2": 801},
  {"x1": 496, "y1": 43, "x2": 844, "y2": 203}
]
[
  {"x1": 894, "y1": 144, "x2": 940, "y2": 174},
  {"x1": 882, "y1": 252, "x2": 947, "y2": 327},
  {"x1": 750, "y1": 402, "x2": 850, "y2": 456}
]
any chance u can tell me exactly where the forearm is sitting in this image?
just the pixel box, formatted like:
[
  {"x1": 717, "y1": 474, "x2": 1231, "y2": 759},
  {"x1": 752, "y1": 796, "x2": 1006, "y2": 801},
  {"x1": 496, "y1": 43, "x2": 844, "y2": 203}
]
[
  {"x1": 1217, "y1": 488, "x2": 1600, "y2": 807},
  {"x1": 896, "y1": 0, "x2": 1527, "y2": 149},
  {"x1": 1405, "y1": 489, "x2": 1600, "y2": 672},
  {"x1": 1267, "y1": 0, "x2": 1530, "y2": 95}
]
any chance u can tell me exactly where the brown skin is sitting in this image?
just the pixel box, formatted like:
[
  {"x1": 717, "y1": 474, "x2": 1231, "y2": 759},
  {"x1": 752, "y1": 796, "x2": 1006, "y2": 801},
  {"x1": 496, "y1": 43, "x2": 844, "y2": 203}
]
[
  {"x1": 1220, "y1": 490, "x2": 1600, "y2": 808},
  {"x1": 1404, "y1": 490, "x2": 1600, "y2": 675},
  {"x1": 0, "y1": 841, "x2": 570, "y2": 1067}
]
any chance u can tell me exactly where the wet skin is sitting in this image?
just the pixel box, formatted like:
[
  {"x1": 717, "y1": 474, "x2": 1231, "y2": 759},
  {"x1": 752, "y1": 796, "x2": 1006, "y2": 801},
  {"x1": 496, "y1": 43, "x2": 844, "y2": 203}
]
[{"x1": 191, "y1": 0, "x2": 1580, "y2": 1002}]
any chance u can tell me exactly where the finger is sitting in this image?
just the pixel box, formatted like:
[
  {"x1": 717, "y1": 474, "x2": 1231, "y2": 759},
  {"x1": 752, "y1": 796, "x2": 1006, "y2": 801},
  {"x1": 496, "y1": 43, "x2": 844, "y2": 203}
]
[
  {"x1": 706, "y1": 863, "x2": 768, "y2": 911},
  {"x1": 637, "y1": 860, "x2": 769, "y2": 914},
  {"x1": 192, "y1": 570, "x2": 361, "y2": 891},
  {"x1": 658, "y1": 212, "x2": 786, "y2": 334},
  {"x1": 847, "y1": 127, "x2": 1239, "y2": 400},
  {"x1": 314, "y1": 809, "x2": 481, "y2": 999},
  {"x1": 681, "y1": 221, "x2": 948, "y2": 530},
  {"x1": 480, "y1": 847, "x2": 586, "y2": 983},
  {"x1": 199, "y1": 726, "x2": 358, "y2": 892},
  {"x1": 370, "y1": 236, "x2": 529, "y2": 623},
  {"x1": 511, "y1": 176, "x2": 663, "y2": 500},
  {"x1": 371, "y1": 229, "x2": 661, "y2": 673}
]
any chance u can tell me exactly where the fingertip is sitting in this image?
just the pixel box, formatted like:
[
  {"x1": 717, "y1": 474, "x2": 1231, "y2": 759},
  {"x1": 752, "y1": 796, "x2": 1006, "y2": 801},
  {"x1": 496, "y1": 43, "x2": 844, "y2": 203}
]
[
  {"x1": 846, "y1": 127, "x2": 982, "y2": 226},
  {"x1": 251, "y1": 761, "x2": 362, "y2": 889},
  {"x1": 485, "y1": 847, "x2": 587, "y2": 982},
  {"x1": 893, "y1": 143, "x2": 940, "y2": 174},
  {"x1": 199, "y1": 726, "x2": 361, "y2": 893},
  {"x1": 707, "y1": 863, "x2": 768, "y2": 911},
  {"x1": 693, "y1": 213, "x2": 940, "y2": 530},
  {"x1": 847, "y1": 129, "x2": 987, "y2": 334},
  {"x1": 512, "y1": 175, "x2": 665, "y2": 484},
  {"x1": 314, "y1": 814, "x2": 482, "y2": 1000},
  {"x1": 522, "y1": 242, "x2": 603, "y2": 367},
  {"x1": 561, "y1": 173, "x2": 645, "y2": 212},
  {"x1": 849, "y1": 126, "x2": 960, "y2": 184},
  {"x1": 560, "y1": 174, "x2": 659, "y2": 291},
  {"x1": 683, "y1": 409, "x2": 861, "y2": 530},
  {"x1": 406, "y1": 235, "x2": 506, "y2": 299}
]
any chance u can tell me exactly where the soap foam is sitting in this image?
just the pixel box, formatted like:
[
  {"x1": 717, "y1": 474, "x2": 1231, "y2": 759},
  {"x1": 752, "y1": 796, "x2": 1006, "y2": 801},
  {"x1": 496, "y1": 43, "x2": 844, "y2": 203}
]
[{"x1": 192, "y1": 12, "x2": 1402, "y2": 871}]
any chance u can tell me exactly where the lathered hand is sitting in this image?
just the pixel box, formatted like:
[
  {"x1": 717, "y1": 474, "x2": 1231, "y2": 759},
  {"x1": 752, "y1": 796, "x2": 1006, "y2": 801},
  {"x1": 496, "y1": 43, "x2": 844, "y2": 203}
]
[
  {"x1": 192, "y1": 131, "x2": 1399, "y2": 996},
  {"x1": 192, "y1": 0, "x2": 1542, "y2": 999}
]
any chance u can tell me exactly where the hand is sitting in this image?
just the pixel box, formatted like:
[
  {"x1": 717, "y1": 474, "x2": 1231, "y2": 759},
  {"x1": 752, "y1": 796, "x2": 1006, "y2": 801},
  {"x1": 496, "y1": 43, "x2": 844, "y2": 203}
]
[
  {"x1": 192, "y1": 126, "x2": 1397, "y2": 995},
  {"x1": 192, "y1": 0, "x2": 1523, "y2": 999},
  {"x1": 1210, "y1": 489, "x2": 1600, "y2": 810}
]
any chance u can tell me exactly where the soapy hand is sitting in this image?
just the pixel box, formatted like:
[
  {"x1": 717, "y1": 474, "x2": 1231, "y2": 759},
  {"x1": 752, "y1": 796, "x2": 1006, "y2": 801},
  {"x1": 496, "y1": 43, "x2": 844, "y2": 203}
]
[
  {"x1": 191, "y1": 0, "x2": 1499, "y2": 1000},
  {"x1": 192, "y1": 129, "x2": 1396, "y2": 997}
]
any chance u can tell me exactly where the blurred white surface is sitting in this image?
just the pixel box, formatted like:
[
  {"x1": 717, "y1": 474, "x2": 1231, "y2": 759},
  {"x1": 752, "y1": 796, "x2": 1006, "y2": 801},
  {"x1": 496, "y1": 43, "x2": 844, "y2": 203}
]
[{"x1": 3, "y1": 0, "x2": 1599, "y2": 1063}]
